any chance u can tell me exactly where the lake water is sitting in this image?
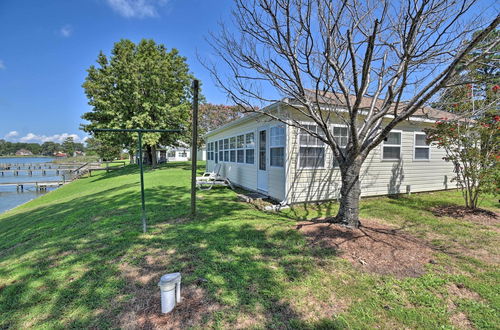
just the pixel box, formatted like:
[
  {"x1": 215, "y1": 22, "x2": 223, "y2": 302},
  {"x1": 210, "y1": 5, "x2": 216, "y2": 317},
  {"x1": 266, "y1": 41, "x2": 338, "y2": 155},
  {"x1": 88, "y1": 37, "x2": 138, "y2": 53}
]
[{"x1": 0, "y1": 157, "x2": 65, "y2": 214}]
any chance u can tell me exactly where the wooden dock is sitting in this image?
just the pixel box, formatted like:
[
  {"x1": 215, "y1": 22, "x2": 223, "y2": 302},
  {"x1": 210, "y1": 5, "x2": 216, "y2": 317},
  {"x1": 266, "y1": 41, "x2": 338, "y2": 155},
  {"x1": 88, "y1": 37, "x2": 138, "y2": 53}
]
[
  {"x1": 0, "y1": 181, "x2": 66, "y2": 191},
  {"x1": 0, "y1": 163, "x2": 85, "y2": 170},
  {"x1": 0, "y1": 169, "x2": 74, "y2": 176}
]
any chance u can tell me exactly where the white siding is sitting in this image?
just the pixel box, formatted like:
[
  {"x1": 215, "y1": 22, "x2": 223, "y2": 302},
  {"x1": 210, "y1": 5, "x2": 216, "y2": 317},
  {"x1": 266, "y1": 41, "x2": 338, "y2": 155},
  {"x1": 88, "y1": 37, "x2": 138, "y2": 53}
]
[
  {"x1": 205, "y1": 105, "x2": 456, "y2": 204},
  {"x1": 286, "y1": 120, "x2": 456, "y2": 204}
]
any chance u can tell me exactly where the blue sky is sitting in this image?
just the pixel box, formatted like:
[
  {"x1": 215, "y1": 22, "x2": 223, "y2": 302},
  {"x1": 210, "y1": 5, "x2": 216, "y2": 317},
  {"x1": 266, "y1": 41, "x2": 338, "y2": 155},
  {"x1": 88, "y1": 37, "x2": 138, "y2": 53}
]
[{"x1": 0, "y1": 0, "x2": 233, "y2": 144}]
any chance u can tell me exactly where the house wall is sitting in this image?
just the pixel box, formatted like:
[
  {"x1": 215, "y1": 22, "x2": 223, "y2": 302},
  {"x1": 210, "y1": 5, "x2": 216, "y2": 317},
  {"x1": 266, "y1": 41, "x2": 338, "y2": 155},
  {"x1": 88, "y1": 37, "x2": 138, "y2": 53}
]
[
  {"x1": 205, "y1": 115, "x2": 287, "y2": 201},
  {"x1": 205, "y1": 106, "x2": 456, "y2": 204},
  {"x1": 286, "y1": 119, "x2": 456, "y2": 204}
]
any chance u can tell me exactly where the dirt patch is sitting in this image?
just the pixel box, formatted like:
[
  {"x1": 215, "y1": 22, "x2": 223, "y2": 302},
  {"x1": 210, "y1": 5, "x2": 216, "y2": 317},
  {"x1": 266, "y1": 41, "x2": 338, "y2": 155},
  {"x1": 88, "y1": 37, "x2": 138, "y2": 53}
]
[
  {"x1": 447, "y1": 283, "x2": 483, "y2": 302},
  {"x1": 119, "y1": 284, "x2": 222, "y2": 330},
  {"x1": 117, "y1": 254, "x2": 222, "y2": 329},
  {"x1": 445, "y1": 283, "x2": 483, "y2": 329},
  {"x1": 431, "y1": 205, "x2": 499, "y2": 227},
  {"x1": 297, "y1": 218, "x2": 434, "y2": 278}
]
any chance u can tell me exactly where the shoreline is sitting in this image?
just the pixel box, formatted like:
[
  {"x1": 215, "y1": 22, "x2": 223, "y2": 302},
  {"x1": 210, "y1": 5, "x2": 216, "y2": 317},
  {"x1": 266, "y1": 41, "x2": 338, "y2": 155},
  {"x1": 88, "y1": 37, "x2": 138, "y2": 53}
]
[{"x1": 0, "y1": 155, "x2": 52, "y2": 159}]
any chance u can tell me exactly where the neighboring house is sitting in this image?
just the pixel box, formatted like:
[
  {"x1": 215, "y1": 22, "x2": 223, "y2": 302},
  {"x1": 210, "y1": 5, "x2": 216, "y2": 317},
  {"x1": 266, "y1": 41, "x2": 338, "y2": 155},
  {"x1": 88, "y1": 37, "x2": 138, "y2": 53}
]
[
  {"x1": 156, "y1": 145, "x2": 206, "y2": 163},
  {"x1": 205, "y1": 94, "x2": 458, "y2": 204},
  {"x1": 54, "y1": 152, "x2": 68, "y2": 157},
  {"x1": 167, "y1": 147, "x2": 190, "y2": 162},
  {"x1": 15, "y1": 149, "x2": 33, "y2": 156}
]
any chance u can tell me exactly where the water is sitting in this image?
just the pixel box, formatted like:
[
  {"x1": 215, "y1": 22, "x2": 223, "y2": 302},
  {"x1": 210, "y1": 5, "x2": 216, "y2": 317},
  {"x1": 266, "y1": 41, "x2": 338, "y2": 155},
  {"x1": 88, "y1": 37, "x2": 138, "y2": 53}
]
[{"x1": 0, "y1": 157, "x2": 64, "y2": 214}]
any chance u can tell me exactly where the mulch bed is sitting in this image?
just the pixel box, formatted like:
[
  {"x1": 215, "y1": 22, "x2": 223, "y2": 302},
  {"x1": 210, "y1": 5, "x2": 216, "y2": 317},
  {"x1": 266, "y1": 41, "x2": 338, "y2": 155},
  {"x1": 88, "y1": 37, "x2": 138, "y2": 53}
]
[
  {"x1": 297, "y1": 218, "x2": 435, "y2": 278},
  {"x1": 431, "y1": 205, "x2": 499, "y2": 226}
]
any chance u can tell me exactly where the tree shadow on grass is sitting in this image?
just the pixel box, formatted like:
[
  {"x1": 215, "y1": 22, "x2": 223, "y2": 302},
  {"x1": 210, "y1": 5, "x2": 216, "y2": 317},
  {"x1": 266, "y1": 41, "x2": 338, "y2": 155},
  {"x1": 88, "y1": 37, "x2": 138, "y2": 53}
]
[
  {"x1": 91, "y1": 161, "x2": 206, "y2": 182},
  {"x1": 0, "y1": 173, "x2": 335, "y2": 328}
]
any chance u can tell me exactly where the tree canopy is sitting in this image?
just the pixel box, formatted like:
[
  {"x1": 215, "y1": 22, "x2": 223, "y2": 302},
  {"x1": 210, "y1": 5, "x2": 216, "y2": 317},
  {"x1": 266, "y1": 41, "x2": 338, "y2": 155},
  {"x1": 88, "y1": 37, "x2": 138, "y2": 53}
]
[{"x1": 81, "y1": 39, "x2": 195, "y2": 164}]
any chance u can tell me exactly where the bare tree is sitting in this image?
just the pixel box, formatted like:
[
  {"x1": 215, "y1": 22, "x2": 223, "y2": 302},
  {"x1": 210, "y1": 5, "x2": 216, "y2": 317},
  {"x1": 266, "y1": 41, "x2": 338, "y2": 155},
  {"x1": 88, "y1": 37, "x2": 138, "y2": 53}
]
[{"x1": 205, "y1": 0, "x2": 500, "y2": 228}]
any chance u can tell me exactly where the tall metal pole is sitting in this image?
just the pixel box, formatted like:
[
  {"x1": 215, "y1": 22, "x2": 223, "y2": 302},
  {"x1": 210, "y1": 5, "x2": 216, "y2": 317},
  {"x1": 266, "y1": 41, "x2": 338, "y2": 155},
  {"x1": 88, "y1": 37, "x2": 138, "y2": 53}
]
[
  {"x1": 138, "y1": 131, "x2": 147, "y2": 233},
  {"x1": 191, "y1": 79, "x2": 199, "y2": 217}
]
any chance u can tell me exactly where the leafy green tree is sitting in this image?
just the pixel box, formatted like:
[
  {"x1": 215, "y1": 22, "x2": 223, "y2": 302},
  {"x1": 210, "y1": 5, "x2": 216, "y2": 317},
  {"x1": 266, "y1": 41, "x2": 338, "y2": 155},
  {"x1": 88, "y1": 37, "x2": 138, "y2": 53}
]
[
  {"x1": 85, "y1": 137, "x2": 121, "y2": 161},
  {"x1": 426, "y1": 114, "x2": 499, "y2": 209},
  {"x1": 62, "y1": 137, "x2": 75, "y2": 156},
  {"x1": 82, "y1": 39, "x2": 195, "y2": 166},
  {"x1": 40, "y1": 142, "x2": 60, "y2": 156},
  {"x1": 198, "y1": 104, "x2": 244, "y2": 144}
]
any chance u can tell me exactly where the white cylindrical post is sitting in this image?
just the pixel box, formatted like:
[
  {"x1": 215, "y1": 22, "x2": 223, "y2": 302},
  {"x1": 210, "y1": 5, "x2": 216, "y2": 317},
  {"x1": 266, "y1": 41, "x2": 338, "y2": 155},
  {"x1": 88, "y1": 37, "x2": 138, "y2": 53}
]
[{"x1": 158, "y1": 272, "x2": 181, "y2": 314}]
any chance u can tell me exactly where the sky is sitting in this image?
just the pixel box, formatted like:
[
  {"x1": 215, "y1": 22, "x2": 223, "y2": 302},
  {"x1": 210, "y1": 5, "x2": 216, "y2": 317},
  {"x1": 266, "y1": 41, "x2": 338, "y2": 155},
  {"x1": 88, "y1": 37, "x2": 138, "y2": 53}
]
[
  {"x1": 0, "y1": 0, "x2": 497, "y2": 145},
  {"x1": 0, "y1": 0, "x2": 234, "y2": 144}
]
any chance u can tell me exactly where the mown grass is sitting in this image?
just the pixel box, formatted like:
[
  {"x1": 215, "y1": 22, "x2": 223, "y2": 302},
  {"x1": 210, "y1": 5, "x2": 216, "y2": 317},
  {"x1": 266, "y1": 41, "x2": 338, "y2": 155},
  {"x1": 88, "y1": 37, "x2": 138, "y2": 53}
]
[{"x1": 0, "y1": 162, "x2": 498, "y2": 329}]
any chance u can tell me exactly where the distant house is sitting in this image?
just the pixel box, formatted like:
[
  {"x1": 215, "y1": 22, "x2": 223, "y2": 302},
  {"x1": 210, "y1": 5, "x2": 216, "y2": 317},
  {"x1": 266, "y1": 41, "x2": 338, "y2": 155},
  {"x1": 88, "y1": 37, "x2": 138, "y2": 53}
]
[
  {"x1": 15, "y1": 149, "x2": 33, "y2": 156},
  {"x1": 205, "y1": 94, "x2": 458, "y2": 204},
  {"x1": 54, "y1": 152, "x2": 68, "y2": 157},
  {"x1": 156, "y1": 143, "x2": 206, "y2": 163}
]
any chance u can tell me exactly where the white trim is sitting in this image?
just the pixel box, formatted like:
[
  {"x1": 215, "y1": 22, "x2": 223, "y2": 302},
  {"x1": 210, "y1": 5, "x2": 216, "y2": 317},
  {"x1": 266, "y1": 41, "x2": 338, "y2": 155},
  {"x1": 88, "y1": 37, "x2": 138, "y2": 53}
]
[
  {"x1": 380, "y1": 129, "x2": 403, "y2": 161},
  {"x1": 205, "y1": 100, "x2": 451, "y2": 139},
  {"x1": 413, "y1": 131, "x2": 431, "y2": 161}
]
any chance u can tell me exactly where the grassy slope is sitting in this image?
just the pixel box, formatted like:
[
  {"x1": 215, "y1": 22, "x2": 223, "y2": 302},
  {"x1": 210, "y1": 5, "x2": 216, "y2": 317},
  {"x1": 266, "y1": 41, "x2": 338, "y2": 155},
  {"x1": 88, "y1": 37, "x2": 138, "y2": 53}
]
[{"x1": 0, "y1": 163, "x2": 498, "y2": 329}]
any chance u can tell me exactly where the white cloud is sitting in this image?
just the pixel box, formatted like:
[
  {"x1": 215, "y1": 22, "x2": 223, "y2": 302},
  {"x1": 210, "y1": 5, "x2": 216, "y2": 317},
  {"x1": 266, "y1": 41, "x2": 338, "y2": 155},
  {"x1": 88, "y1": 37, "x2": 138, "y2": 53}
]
[
  {"x1": 0, "y1": 60, "x2": 5, "y2": 70},
  {"x1": 4, "y1": 131, "x2": 19, "y2": 139},
  {"x1": 59, "y1": 25, "x2": 73, "y2": 37},
  {"x1": 16, "y1": 133, "x2": 87, "y2": 144},
  {"x1": 106, "y1": 0, "x2": 168, "y2": 18}
]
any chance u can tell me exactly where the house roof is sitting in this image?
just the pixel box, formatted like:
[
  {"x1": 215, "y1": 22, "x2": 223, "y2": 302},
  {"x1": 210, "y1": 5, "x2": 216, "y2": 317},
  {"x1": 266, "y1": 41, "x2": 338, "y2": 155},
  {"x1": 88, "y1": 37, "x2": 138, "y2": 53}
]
[
  {"x1": 205, "y1": 92, "x2": 458, "y2": 137},
  {"x1": 301, "y1": 90, "x2": 460, "y2": 120}
]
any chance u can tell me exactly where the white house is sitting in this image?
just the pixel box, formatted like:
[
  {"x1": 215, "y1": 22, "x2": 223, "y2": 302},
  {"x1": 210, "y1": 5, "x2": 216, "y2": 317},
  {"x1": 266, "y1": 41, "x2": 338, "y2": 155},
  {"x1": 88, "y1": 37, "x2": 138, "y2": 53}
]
[
  {"x1": 157, "y1": 145, "x2": 206, "y2": 162},
  {"x1": 204, "y1": 95, "x2": 458, "y2": 204}
]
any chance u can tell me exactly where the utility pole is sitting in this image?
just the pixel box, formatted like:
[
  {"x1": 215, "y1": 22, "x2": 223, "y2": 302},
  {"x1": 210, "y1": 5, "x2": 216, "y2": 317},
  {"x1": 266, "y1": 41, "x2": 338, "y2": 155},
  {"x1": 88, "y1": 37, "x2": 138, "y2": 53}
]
[{"x1": 191, "y1": 79, "x2": 199, "y2": 217}]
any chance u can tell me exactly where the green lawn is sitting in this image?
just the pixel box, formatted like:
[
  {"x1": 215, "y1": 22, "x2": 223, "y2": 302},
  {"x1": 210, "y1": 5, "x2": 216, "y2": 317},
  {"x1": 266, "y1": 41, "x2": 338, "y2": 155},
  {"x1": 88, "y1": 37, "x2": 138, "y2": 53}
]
[{"x1": 0, "y1": 162, "x2": 498, "y2": 329}]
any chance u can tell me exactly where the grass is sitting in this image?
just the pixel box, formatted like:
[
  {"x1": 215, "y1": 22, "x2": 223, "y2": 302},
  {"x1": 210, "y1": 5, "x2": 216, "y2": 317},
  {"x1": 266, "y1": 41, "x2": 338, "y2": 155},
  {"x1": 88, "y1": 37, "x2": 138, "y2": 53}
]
[{"x1": 0, "y1": 162, "x2": 498, "y2": 329}]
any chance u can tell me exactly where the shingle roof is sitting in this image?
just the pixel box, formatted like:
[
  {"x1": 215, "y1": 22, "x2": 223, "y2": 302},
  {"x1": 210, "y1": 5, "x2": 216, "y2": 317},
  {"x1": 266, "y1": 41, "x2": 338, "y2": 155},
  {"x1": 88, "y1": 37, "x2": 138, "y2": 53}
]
[{"x1": 302, "y1": 90, "x2": 460, "y2": 120}]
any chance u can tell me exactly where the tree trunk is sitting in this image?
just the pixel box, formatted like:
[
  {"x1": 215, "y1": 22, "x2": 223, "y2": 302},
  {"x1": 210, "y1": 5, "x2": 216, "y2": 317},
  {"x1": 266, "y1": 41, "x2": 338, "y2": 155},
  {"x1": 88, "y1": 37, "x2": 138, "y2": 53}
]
[
  {"x1": 151, "y1": 145, "x2": 158, "y2": 168},
  {"x1": 334, "y1": 161, "x2": 363, "y2": 228},
  {"x1": 129, "y1": 151, "x2": 135, "y2": 164}
]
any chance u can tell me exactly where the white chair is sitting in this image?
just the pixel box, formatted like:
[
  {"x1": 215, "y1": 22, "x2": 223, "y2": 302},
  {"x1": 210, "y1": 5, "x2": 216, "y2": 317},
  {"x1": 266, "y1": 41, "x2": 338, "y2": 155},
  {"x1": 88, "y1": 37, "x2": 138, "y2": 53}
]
[
  {"x1": 196, "y1": 164, "x2": 233, "y2": 190},
  {"x1": 196, "y1": 164, "x2": 223, "y2": 182}
]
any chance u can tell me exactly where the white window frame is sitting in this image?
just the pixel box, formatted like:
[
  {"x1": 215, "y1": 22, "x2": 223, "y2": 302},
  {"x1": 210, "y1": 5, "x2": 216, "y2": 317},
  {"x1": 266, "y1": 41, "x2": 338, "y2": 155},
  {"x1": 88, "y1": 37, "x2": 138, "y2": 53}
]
[
  {"x1": 207, "y1": 142, "x2": 213, "y2": 161},
  {"x1": 413, "y1": 132, "x2": 431, "y2": 161},
  {"x1": 297, "y1": 123, "x2": 326, "y2": 169},
  {"x1": 381, "y1": 130, "x2": 403, "y2": 161},
  {"x1": 229, "y1": 137, "x2": 236, "y2": 162},
  {"x1": 210, "y1": 131, "x2": 257, "y2": 166},
  {"x1": 269, "y1": 125, "x2": 286, "y2": 168},
  {"x1": 236, "y1": 134, "x2": 245, "y2": 163},
  {"x1": 223, "y1": 138, "x2": 229, "y2": 162},
  {"x1": 245, "y1": 132, "x2": 255, "y2": 165}
]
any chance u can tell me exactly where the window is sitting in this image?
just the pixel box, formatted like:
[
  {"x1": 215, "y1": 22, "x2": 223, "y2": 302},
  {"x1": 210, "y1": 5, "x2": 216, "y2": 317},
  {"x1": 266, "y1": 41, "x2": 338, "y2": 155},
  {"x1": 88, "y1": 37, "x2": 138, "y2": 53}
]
[
  {"x1": 207, "y1": 142, "x2": 214, "y2": 161},
  {"x1": 245, "y1": 132, "x2": 255, "y2": 164},
  {"x1": 229, "y1": 137, "x2": 236, "y2": 162},
  {"x1": 332, "y1": 126, "x2": 348, "y2": 166},
  {"x1": 414, "y1": 132, "x2": 430, "y2": 160},
  {"x1": 236, "y1": 135, "x2": 245, "y2": 163},
  {"x1": 299, "y1": 124, "x2": 325, "y2": 168},
  {"x1": 218, "y1": 140, "x2": 223, "y2": 162},
  {"x1": 270, "y1": 126, "x2": 285, "y2": 167},
  {"x1": 214, "y1": 141, "x2": 219, "y2": 163},
  {"x1": 382, "y1": 131, "x2": 402, "y2": 160},
  {"x1": 223, "y1": 138, "x2": 229, "y2": 162}
]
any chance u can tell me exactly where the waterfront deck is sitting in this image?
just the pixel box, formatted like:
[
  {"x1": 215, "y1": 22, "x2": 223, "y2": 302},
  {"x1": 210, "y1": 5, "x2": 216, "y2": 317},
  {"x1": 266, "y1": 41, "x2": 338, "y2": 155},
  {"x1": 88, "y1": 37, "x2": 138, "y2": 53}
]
[{"x1": 0, "y1": 181, "x2": 66, "y2": 191}]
